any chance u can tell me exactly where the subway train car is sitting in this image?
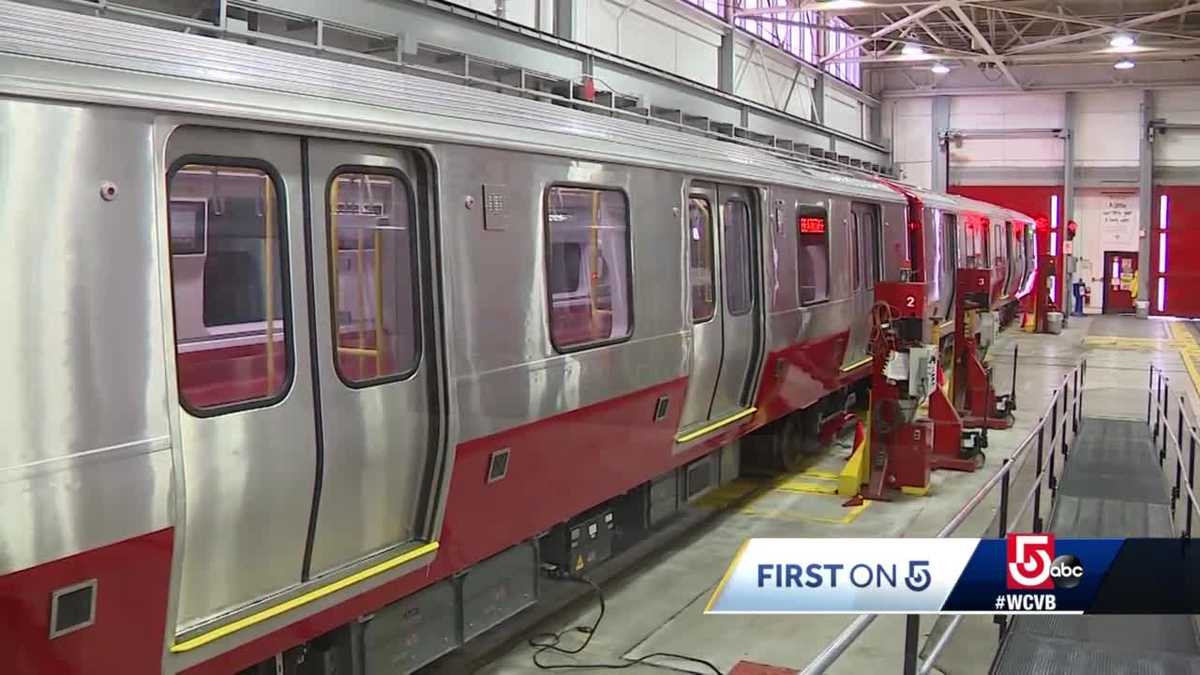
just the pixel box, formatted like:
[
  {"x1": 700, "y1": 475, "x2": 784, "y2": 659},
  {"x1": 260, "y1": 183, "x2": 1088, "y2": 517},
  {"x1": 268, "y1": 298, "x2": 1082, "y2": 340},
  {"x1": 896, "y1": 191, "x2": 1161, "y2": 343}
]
[
  {"x1": 0, "y1": 3, "x2": 1035, "y2": 675},
  {"x1": 948, "y1": 194, "x2": 1038, "y2": 317}
]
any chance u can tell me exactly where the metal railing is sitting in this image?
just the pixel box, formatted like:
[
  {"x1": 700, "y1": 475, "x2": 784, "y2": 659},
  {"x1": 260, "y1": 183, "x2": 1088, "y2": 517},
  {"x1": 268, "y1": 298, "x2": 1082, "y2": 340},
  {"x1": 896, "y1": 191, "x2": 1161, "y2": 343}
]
[
  {"x1": 1147, "y1": 364, "x2": 1200, "y2": 541},
  {"x1": 801, "y1": 359, "x2": 1088, "y2": 675}
]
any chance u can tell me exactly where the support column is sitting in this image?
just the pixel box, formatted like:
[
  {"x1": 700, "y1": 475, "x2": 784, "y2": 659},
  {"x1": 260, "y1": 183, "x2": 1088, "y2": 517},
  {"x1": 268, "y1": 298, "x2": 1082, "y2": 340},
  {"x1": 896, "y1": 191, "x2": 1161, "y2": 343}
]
[
  {"x1": 932, "y1": 95, "x2": 950, "y2": 192},
  {"x1": 1137, "y1": 89, "x2": 1153, "y2": 318},
  {"x1": 717, "y1": 3, "x2": 735, "y2": 94},
  {"x1": 552, "y1": 0, "x2": 574, "y2": 40},
  {"x1": 812, "y1": 71, "x2": 826, "y2": 126},
  {"x1": 1062, "y1": 92, "x2": 1076, "y2": 324}
]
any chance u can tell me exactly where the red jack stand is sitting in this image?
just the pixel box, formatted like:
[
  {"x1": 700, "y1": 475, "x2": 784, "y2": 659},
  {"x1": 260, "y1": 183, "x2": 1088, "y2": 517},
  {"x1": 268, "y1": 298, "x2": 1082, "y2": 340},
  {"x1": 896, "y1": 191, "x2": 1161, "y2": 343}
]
[
  {"x1": 928, "y1": 370, "x2": 981, "y2": 472},
  {"x1": 860, "y1": 341, "x2": 934, "y2": 502},
  {"x1": 952, "y1": 267, "x2": 1015, "y2": 430},
  {"x1": 958, "y1": 343, "x2": 1013, "y2": 430}
]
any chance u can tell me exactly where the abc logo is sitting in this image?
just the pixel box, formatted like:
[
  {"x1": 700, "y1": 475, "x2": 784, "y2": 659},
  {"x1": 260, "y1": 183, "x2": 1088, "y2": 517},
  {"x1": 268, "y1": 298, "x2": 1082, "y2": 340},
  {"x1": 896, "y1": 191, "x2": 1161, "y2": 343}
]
[{"x1": 1050, "y1": 554, "x2": 1084, "y2": 590}]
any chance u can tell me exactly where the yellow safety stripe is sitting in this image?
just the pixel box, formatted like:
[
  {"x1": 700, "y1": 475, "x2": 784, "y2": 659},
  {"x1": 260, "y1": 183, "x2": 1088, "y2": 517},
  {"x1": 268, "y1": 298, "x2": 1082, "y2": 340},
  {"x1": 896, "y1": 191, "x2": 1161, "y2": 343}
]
[
  {"x1": 704, "y1": 539, "x2": 750, "y2": 612},
  {"x1": 170, "y1": 541, "x2": 440, "y2": 653},
  {"x1": 840, "y1": 356, "x2": 873, "y2": 373},
  {"x1": 675, "y1": 407, "x2": 757, "y2": 444}
]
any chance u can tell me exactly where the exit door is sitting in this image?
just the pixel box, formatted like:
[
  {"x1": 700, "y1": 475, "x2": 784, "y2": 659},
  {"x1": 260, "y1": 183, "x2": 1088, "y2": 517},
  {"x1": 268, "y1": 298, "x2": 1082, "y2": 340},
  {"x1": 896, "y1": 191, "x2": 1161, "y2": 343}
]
[{"x1": 1103, "y1": 251, "x2": 1137, "y2": 314}]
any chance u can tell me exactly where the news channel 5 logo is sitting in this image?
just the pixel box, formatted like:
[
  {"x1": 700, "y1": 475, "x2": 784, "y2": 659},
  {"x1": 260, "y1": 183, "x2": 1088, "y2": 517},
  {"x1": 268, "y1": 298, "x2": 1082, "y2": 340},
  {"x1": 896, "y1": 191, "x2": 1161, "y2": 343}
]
[
  {"x1": 755, "y1": 560, "x2": 933, "y2": 592},
  {"x1": 1006, "y1": 533, "x2": 1084, "y2": 590}
]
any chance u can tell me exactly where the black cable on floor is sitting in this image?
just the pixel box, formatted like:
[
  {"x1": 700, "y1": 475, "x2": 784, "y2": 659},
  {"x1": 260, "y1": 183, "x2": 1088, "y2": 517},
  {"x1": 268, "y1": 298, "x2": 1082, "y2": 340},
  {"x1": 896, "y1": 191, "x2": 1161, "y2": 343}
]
[{"x1": 527, "y1": 576, "x2": 724, "y2": 675}]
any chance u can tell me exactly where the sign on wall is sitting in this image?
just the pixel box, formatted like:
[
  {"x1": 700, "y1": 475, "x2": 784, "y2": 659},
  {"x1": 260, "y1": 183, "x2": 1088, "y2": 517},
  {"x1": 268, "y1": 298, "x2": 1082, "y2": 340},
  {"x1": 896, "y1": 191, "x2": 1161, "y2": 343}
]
[{"x1": 1100, "y1": 194, "x2": 1138, "y2": 250}]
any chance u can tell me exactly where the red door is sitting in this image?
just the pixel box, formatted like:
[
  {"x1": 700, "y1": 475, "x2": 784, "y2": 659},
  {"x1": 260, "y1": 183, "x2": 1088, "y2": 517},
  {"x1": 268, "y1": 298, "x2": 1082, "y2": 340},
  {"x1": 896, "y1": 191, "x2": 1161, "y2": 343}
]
[{"x1": 1103, "y1": 251, "x2": 1137, "y2": 314}]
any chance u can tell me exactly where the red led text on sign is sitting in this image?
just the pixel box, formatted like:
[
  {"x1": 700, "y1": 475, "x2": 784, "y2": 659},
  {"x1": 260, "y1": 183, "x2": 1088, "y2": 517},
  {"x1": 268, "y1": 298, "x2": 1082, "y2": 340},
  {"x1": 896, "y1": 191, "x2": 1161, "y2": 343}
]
[{"x1": 799, "y1": 216, "x2": 826, "y2": 234}]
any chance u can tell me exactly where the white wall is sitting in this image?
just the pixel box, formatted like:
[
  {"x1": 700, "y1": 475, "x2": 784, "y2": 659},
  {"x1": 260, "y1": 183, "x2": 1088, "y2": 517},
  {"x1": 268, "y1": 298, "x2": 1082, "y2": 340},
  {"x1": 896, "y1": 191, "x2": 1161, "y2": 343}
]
[
  {"x1": 1155, "y1": 88, "x2": 1200, "y2": 167},
  {"x1": 1074, "y1": 188, "x2": 1140, "y2": 312},
  {"x1": 885, "y1": 88, "x2": 1200, "y2": 175},
  {"x1": 571, "y1": 0, "x2": 867, "y2": 139},
  {"x1": 1075, "y1": 90, "x2": 1141, "y2": 168},
  {"x1": 947, "y1": 95, "x2": 1065, "y2": 169},
  {"x1": 885, "y1": 97, "x2": 933, "y2": 189},
  {"x1": 881, "y1": 88, "x2": 1200, "y2": 314}
]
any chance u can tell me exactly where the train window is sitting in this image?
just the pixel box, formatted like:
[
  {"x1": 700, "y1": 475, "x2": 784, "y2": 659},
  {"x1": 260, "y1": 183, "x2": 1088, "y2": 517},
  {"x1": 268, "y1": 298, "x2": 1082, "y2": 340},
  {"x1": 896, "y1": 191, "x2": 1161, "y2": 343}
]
[
  {"x1": 723, "y1": 199, "x2": 753, "y2": 316},
  {"x1": 796, "y1": 206, "x2": 830, "y2": 304},
  {"x1": 941, "y1": 213, "x2": 957, "y2": 278},
  {"x1": 169, "y1": 199, "x2": 206, "y2": 255},
  {"x1": 849, "y1": 213, "x2": 862, "y2": 292},
  {"x1": 963, "y1": 216, "x2": 986, "y2": 267},
  {"x1": 167, "y1": 162, "x2": 291, "y2": 413},
  {"x1": 688, "y1": 197, "x2": 716, "y2": 322},
  {"x1": 328, "y1": 171, "x2": 421, "y2": 385},
  {"x1": 545, "y1": 186, "x2": 632, "y2": 350},
  {"x1": 858, "y1": 207, "x2": 880, "y2": 288}
]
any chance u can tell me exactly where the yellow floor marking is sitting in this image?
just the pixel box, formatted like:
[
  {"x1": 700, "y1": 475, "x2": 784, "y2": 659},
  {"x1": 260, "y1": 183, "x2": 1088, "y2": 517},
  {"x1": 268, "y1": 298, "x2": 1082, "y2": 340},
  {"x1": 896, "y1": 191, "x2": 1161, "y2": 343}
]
[
  {"x1": 1169, "y1": 322, "x2": 1200, "y2": 400},
  {"x1": 694, "y1": 479, "x2": 767, "y2": 510},
  {"x1": 1086, "y1": 322, "x2": 1200, "y2": 402},
  {"x1": 1083, "y1": 336, "x2": 1174, "y2": 351},
  {"x1": 800, "y1": 469, "x2": 842, "y2": 480},
  {"x1": 773, "y1": 480, "x2": 839, "y2": 496},
  {"x1": 738, "y1": 500, "x2": 870, "y2": 526}
]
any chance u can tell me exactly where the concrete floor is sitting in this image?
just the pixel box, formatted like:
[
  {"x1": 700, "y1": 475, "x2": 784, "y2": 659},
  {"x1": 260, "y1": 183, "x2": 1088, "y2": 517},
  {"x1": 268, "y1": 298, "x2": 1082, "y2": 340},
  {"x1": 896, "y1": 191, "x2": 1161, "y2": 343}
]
[{"x1": 470, "y1": 316, "x2": 1198, "y2": 675}]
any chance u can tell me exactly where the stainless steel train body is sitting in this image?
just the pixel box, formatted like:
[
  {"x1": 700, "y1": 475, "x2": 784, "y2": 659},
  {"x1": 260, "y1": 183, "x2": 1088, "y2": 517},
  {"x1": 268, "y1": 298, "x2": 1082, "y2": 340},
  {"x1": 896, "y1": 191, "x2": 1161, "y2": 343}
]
[{"x1": 0, "y1": 3, "x2": 1034, "y2": 674}]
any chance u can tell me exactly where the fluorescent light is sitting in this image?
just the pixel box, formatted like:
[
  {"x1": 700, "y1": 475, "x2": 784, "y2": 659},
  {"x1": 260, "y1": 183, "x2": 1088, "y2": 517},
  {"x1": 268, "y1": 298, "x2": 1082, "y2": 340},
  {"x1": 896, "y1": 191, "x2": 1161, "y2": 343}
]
[
  {"x1": 1159, "y1": 233, "x2": 1167, "y2": 273},
  {"x1": 1158, "y1": 277, "x2": 1166, "y2": 312},
  {"x1": 901, "y1": 43, "x2": 925, "y2": 56},
  {"x1": 930, "y1": 63, "x2": 950, "y2": 75},
  {"x1": 1114, "y1": 58, "x2": 1136, "y2": 70},
  {"x1": 814, "y1": 0, "x2": 867, "y2": 9},
  {"x1": 1110, "y1": 33, "x2": 1135, "y2": 49}
]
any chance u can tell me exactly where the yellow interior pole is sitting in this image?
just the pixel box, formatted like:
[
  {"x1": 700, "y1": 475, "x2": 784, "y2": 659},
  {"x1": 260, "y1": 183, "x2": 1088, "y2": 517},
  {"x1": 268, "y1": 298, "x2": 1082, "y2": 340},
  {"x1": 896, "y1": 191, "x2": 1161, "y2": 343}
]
[
  {"x1": 590, "y1": 190, "x2": 600, "y2": 337},
  {"x1": 698, "y1": 200, "x2": 713, "y2": 307},
  {"x1": 356, "y1": 225, "x2": 368, "y2": 377},
  {"x1": 263, "y1": 173, "x2": 276, "y2": 396},
  {"x1": 331, "y1": 176, "x2": 342, "y2": 363},
  {"x1": 373, "y1": 227, "x2": 384, "y2": 376}
]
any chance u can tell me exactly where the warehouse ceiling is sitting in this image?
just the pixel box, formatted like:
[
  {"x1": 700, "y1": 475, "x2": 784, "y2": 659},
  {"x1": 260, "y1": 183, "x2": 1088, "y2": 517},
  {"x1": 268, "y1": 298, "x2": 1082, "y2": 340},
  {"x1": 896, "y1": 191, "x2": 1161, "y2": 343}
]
[{"x1": 738, "y1": 0, "x2": 1200, "y2": 94}]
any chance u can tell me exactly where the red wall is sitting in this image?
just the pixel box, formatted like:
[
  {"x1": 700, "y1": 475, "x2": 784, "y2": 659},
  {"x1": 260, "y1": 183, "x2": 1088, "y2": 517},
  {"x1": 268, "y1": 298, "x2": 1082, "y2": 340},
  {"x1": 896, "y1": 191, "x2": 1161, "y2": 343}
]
[
  {"x1": 1152, "y1": 186, "x2": 1200, "y2": 318},
  {"x1": 949, "y1": 185, "x2": 1065, "y2": 312}
]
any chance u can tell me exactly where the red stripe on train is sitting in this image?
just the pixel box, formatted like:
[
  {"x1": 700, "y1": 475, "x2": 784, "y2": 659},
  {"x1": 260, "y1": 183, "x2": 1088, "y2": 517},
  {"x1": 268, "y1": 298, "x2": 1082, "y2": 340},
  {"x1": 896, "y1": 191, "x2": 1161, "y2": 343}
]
[
  {"x1": 183, "y1": 376, "x2": 690, "y2": 674},
  {"x1": 184, "y1": 332, "x2": 866, "y2": 673},
  {"x1": 0, "y1": 528, "x2": 173, "y2": 675}
]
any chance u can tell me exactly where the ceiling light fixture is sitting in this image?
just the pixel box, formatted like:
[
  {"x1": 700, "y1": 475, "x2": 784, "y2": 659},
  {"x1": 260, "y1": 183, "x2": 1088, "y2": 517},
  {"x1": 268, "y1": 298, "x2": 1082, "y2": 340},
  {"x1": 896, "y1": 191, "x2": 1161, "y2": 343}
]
[
  {"x1": 1114, "y1": 58, "x2": 1136, "y2": 70},
  {"x1": 930, "y1": 63, "x2": 950, "y2": 75},
  {"x1": 901, "y1": 43, "x2": 925, "y2": 56},
  {"x1": 1110, "y1": 33, "x2": 1135, "y2": 49},
  {"x1": 815, "y1": 0, "x2": 867, "y2": 9}
]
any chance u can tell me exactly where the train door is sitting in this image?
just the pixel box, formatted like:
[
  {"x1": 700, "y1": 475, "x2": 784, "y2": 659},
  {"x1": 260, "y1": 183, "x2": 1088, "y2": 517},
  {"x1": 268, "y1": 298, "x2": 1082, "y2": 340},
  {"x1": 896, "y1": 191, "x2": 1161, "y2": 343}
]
[
  {"x1": 940, "y1": 211, "x2": 958, "y2": 321},
  {"x1": 841, "y1": 202, "x2": 880, "y2": 369},
  {"x1": 166, "y1": 127, "x2": 321, "y2": 627},
  {"x1": 1005, "y1": 221, "x2": 1019, "y2": 297},
  {"x1": 677, "y1": 183, "x2": 762, "y2": 434},
  {"x1": 304, "y1": 140, "x2": 437, "y2": 577},
  {"x1": 991, "y1": 220, "x2": 1008, "y2": 299}
]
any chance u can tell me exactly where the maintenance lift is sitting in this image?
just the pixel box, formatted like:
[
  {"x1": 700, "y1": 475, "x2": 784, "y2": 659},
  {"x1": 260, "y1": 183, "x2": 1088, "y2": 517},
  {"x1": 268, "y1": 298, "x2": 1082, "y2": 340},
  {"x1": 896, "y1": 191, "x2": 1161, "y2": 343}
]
[
  {"x1": 952, "y1": 212, "x2": 1016, "y2": 432},
  {"x1": 858, "y1": 187, "x2": 983, "y2": 501}
]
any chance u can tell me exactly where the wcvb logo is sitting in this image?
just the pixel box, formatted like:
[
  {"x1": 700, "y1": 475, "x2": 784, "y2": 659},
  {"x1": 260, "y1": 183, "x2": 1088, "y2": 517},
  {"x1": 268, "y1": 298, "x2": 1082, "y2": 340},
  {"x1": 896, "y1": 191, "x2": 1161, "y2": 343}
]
[
  {"x1": 1006, "y1": 533, "x2": 1085, "y2": 590},
  {"x1": 1006, "y1": 533, "x2": 1055, "y2": 589}
]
